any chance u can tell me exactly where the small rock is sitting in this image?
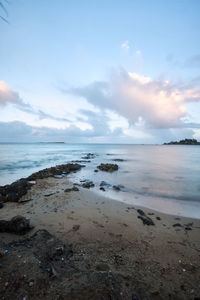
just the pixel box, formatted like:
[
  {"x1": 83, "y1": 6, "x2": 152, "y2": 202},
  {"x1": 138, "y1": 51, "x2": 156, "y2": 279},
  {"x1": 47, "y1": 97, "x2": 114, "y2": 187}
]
[
  {"x1": 96, "y1": 263, "x2": 110, "y2": 272},
  {"x1": 29, "y1": 282, "x2": 34, "y2": 287},
  {"x1": 138, "y1": 215, "x2": 155, "y2": 226},
  {"x1": 137, "y1": 209, "x2": 145, "y2": 216},
  {"x1": 112, "y1": 158, "x2": 124, "y2": 162},
  {"x1": 0, "y1": 203, "x2": 4, "y2": 209},
  {"x1": 82, "y1": 181, "x2": 94, "y2": 189},
  {"x1": 100, "y1": 181, "x2": 111, "y2": 187},
  {"x1": 72, "y1": 224, "x2": 80, "y2": 231},
  {"x1": 185, "y1": 227, "x2": 192, "y2": 231},
  {"x1": 156, "y1": 216, "x2": 161, "y2": 220},
  {"x1": 113, "y1": 185, "x2": 121, "y2": 191},
  {"x1": 173, "y1": 223, "x2": 182, "y2": 227},
  {"x1": 100, "y1": 187, "x2": 105, "y2": 192},
  {"x1": 82, "y1": 153, "x2": 96, "y2": 159}
]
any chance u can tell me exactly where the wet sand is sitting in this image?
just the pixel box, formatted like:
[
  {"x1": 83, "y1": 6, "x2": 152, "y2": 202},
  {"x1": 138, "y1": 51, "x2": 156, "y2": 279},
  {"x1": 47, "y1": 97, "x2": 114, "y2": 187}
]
[{"x1": 0, "y1": 176, "x2": 200, "y2": 299}]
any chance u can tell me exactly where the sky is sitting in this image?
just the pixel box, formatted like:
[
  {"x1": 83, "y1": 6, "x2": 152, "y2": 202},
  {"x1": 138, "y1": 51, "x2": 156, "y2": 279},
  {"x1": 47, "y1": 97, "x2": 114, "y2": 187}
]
[{"x1": 0, "y1": 0, "x2": 200, "y2": 143}]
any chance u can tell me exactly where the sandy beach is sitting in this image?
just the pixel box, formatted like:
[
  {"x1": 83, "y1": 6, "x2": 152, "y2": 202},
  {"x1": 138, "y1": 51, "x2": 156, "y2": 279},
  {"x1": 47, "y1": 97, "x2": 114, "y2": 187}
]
[{"x1": 0, "y1": 172, "x2": 200, "y2": 300}]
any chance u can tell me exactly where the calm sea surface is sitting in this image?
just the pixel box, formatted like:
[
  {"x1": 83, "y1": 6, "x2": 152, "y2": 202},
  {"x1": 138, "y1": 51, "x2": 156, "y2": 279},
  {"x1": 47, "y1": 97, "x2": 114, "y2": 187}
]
[{"x1": 0, "y1": 143, "x2": 200, "y2": 218}]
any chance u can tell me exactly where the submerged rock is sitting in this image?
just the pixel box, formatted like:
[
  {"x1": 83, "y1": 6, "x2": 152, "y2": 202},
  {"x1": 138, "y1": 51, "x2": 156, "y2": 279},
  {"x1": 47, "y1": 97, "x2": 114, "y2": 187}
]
[
  {"x1": 97, "y1": 163, "x2": 118, "y2": 172},
  {"x1": 82, "y1": 153, "x2": 96, "y2": 160},
  {"x1": 82, "y1": 181, "x2": 95, "y2": 189},
  {"x1": 113, "y1": 184, "x2": 125, "y2": 191},
  {"x1": 100, "y1": 181, "x2": 111, "y2": 187},
  {"x1": 100, "y1": 187, "x2": 105, "y2": 191},
  {"x1": 0, "y1": 216, "x2": 33, "y2": 234},
  {"x1": 112, "y1": 158, "x2": 125, "y2": 162}
]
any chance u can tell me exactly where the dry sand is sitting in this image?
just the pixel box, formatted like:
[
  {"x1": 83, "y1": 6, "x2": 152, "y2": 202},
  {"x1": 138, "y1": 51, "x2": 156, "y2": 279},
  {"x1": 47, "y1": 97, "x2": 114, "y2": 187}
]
[{"x1": 0, "y1": 176, "x2": 200, "y2": 299}]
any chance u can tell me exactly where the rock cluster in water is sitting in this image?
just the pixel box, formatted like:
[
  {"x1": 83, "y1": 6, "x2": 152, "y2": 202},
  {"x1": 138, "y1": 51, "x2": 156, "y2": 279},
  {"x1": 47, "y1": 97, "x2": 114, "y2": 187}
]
[{"x1": 97, "y1": 163, "x2": 118, "y2": 172}]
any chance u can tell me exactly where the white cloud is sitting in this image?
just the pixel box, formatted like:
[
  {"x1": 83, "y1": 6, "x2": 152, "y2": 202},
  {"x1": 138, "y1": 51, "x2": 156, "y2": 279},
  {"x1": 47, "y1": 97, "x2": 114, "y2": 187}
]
[
  {"x1": 67, "y1": 68, "x2": 200, "y2": 129},
  {"x1": 0, "y1": 81, "x2": 23, "y2": 106},
  {"x1": 135, "y1": 50, "x2": 142, "y2": 56},
  {"x1": 121, "y1": 40, "x2": 130, "y2": 50}
]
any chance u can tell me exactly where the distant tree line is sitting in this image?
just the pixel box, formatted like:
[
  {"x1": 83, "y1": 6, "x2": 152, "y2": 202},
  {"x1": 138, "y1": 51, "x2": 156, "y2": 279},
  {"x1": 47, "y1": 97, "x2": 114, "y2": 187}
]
[{"x1": 164, "y1": 139, "x2": 200, "y2": 145}]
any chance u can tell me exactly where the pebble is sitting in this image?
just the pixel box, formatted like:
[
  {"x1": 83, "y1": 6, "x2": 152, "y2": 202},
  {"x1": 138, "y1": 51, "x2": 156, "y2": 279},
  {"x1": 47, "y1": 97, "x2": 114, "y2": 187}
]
[{"x1": 29, "y1": 282, "x2": 34, "y2": 287}]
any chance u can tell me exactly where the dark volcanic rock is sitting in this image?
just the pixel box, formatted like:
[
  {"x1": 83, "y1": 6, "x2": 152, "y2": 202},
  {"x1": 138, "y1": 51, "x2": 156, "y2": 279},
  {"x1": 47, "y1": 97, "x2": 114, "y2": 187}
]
[
  {"x1": 113, "y1": 184, "x2": 125, "y2": 191},
  {"x1": 82, "y1": 153, "x2": 96, "y2": 159},
  {"x1": 185, "y1": 227, "x2": 192, "y2": 231},
  {"x1": 0, "y1": 202, "x2": 4, "y2": 209},
  {"x1": 112, "y1": 158, "x2": 125, "y2": 162},
  {"x1": 173, "y1": 223, "x2": 182, "y2": 227},
  {"x1": 82, "y1": 181, "x2": 95, "y2": 189},
  {"x1": 0, "y1": 163, "x2": 84, "y2": 203},
  {"x1": 137, "y1": 209, "x2": 145, "y2": 216},
  {"x1": 0, "y1": 216, "x2": 33, "y2": 234},
  {"x1": 28, "y1": 163, "x2": 84, "y2": 181},
  {"x1": 138, "y1": 215, "x2": 155, "y2": 226},
  {"x1": 0, "y1": 179, "x2": 34, "y2": 203},
  {"x1": 72, "y1": 160, "x2": 91, "y2": 163},
  {"x1": 97, "y1": 163, "x2": 118, "y2": 172},
  {"x1": 100, "y1": 181, "x2": 111, "y2": 187},
  {"x1": 137, "y1": 209, "x2": 155, "y2": 226},
  {"x1": 100, "y1": 187, "x2": 105, "y2": 191},
  {"x1": 65, "y1": 186, "x2": 79, "y2": 192},
  {"x1": 113, "y1": 185, "x2": 120, "y2": 191}
]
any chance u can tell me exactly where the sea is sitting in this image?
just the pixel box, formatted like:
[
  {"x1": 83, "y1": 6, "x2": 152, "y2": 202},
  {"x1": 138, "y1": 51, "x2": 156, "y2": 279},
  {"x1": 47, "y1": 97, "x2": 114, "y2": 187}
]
[{"x1": 0, "y1": 143, "x2": 200, "y2": 218}]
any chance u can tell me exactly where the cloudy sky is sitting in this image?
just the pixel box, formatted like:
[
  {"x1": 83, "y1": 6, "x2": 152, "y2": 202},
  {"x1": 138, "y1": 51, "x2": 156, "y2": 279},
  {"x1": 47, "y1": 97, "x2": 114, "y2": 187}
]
[{"x1": 0, "y1": 0, "x2": 200, "y2": 143}]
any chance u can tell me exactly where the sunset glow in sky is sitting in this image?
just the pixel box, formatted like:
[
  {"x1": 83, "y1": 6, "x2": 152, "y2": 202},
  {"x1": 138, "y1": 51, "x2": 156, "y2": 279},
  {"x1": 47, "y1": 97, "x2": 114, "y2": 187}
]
[{"x1": 0, "y1": 0, "x2": 200, "y2": 143}]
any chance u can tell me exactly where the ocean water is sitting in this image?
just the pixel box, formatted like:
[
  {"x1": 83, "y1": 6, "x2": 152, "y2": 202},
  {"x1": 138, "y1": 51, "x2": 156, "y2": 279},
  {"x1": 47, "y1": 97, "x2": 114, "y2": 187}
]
[{"x1": 0, "y1": 143, "x2": 200, "y2": 218}]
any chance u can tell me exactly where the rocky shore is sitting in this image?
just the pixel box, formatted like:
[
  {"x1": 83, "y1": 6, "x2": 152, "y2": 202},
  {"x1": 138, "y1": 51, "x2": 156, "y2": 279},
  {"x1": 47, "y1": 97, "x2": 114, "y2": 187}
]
[{"x1": 0, "y1": 158, "x2": 200, "y2": 299}]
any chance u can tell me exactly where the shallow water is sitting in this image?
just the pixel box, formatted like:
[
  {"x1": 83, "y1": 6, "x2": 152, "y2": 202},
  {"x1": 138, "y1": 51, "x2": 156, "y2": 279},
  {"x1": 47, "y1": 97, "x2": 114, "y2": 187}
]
[{"x1": 0, "y1": 143, "x2": 200, "y2": 218}]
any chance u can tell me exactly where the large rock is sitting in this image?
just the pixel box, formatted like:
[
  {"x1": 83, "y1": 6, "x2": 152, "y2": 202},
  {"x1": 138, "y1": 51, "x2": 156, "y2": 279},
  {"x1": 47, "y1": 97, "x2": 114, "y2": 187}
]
[
  {"x1": 97, "y1": 163, "x2": 118, "y2": 172},
  {"x1": 0, "y1": 216, "x2": 33, "y2": 234},
  {"x1": 0, "y1": 163, "x2": 84, "y2": 202}
]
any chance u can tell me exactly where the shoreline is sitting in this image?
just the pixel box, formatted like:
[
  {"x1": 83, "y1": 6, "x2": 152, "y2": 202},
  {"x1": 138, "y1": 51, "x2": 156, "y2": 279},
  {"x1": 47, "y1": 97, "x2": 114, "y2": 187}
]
[
  {"x1": 0, "y1": 163, "x2": 200, "y2": 299},
  {"x1": 0, "y1": 175, "x2": 200, "y2": 299}
]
